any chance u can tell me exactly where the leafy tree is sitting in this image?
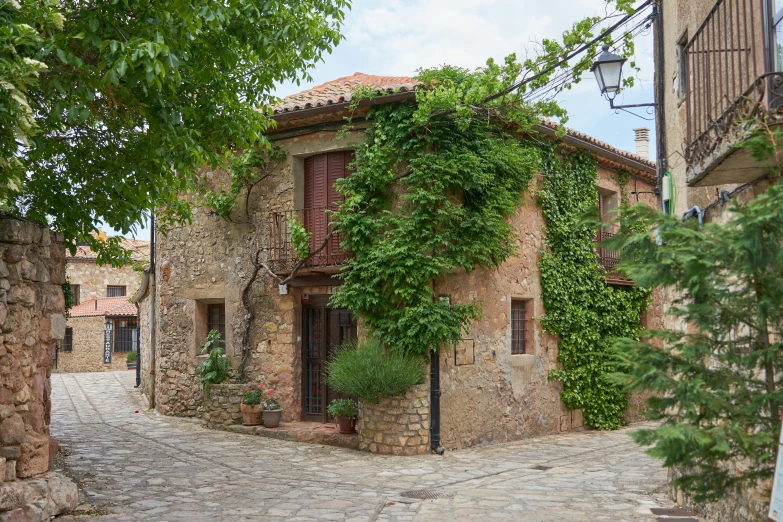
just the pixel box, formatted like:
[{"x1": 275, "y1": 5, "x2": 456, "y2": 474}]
[
  {"x1": 0, "y1": 0, "x2": 348, "y2": 263},
  {"x1": 608, "y1": 169, "x2": 783, "y2": 501}
]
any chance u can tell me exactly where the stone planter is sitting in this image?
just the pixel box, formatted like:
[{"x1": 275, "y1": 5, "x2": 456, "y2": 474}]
[
  {"x1": 201, "y1": 383, "x2": 245, "y2": 429},
  {"x1": 358, "y1": 383, "x2": 430, "y2": 455},
  {"x1": 240, "y1": 403, "x2": 263, "y2": 426},
  {"x1": 262, "y1": 409, "x2": 283, "y2": 428}
]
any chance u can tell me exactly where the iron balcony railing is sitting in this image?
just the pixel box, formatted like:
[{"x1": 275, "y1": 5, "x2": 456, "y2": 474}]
[
  {"x1": 595, "y1": 230, "x2": 632, "y2": 285},
  {"x1": 267, "y1": 207, "x2": 348, "y2": 273},
  {"x1": 684, "y1": 0, "x2": 782, "y2": 167}
]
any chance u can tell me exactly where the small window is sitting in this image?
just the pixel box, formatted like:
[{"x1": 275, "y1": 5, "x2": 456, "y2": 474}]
[
  {"x1": 511, "y1": 300, "x2": 528, "y2": 355},
  {"x1": 113, "y1": 318, "x2": 137, "y2": 353},
  {"x1": 71, "y1": 285, "x2": 81, "y2": 305},
  {"x1": 107, "y1": 286, "x2": 126, "y2": 297},
  {"x1": 676, "y1": 32, "x2": 689, "y2": 101},
  {"x1": 63, "y1": 327, "x2": 73, "y2": 352},
  {"x1": 207, "y1": 303, "x2": 226, "y2": 348}
]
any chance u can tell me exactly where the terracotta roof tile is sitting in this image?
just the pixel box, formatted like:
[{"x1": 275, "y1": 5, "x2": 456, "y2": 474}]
[
  {"x1": 68, "y1": 297, "x2": 138, "y2": 318},
  {"x1": 69, "y1": 238, "x2": 150, "y2": 262},
  {"x1": 272, "y1": 72, "x2": 419, "y2": 115}
]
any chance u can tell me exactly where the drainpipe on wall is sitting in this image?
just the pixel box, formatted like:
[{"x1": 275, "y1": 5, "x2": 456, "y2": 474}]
[
  {"x1": 430, "y1": 349, "x2": 444, "y2": 455},
  {"x1": 131, "y1": 269, "x2": 150, "y2": 389},
  {"x1": 148, "y1": 213, "x2": 157, "y2": 411}
]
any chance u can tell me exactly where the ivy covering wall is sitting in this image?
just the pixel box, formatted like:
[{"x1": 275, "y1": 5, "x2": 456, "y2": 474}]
[{"x1": 537, "y1": 146, "x2": 651, "y2": 430}]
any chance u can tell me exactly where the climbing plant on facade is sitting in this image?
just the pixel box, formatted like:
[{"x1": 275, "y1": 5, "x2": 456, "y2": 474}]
[{"x1": 537, "y1": 147, "x2": 650, "y2": 430}]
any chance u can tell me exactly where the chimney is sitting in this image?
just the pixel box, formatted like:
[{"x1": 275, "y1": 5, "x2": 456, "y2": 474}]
[{"x1": 634, "y1": 128, "x2": 650, "y2": 160}]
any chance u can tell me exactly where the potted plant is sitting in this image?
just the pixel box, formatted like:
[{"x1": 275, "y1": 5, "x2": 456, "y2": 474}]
[
  {"x1": 327, "y1": 399, "x2": 357, "y2": 434},
  {"x1": 126, "y1": 351, "x2": 137, "y2": 370},
  {"x1": 240, "y1": 384, "x2": 264, "y2": 426},
  {"x1": 260, "y1": 392, "x2": 283, "y2": 428}
]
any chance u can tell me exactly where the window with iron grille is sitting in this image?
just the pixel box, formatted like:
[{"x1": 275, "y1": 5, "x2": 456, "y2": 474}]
[
  {"x1": 63, "y1": 327, "x2": 73, "y2": 352},
  {"x1": 107, "y1": 285, "x2": 126, "y2": 297},
  {"x1": 71, "y1": 284, "x2": 80, "y2": 305},
  {"x1": 113, "y1": 318, "x2": 137, "y2": 353},
  {"x1": 207, "y1": 303, "x2": 226, "y2": 349},
  {"x1": 511, "y1": 300, "x2": 527, "y2": 355}
]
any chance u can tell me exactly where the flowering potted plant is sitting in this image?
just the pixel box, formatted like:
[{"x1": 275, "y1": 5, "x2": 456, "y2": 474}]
[
  {"x1": 240, "y1": 383, "x2": 264, "y2": 426},
  {"x1": 327, "y1": 399, "x2": 357, "y2": 434},
  {"x1": 260, "y1": 392, "x2": 283, "y2": 428}
]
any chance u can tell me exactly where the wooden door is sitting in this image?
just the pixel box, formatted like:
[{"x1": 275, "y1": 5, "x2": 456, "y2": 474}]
[{"x1": 301, "y1": 304, "x2": 357, "y2": 423}]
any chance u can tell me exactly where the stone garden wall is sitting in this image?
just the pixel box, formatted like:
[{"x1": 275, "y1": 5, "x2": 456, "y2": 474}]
[
  {"x1": 358, "y1": 384, "x2": 430, "y2": 455},
  {"x1": 201, "y1": 383, "x2": 243, "y2": 429},
  {"x1": 0, "y1": 213, "x2": 77, "y2": 519}
]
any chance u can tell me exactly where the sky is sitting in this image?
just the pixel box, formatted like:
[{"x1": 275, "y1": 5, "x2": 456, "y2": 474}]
[{"x1": 109, "y1": 0, "x2": 656, "y2": 242}]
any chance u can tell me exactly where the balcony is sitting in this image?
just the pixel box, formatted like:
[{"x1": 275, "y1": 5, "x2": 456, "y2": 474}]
[
  {"x1": 267, "y1": 208, "x2": 347, "y2": 274},
  {"x1": 684, "y1": 0, "x2": 781, "y2": 186},
  {"x1": 595, "y1": 230, "x2": 632, "y2": 286}
]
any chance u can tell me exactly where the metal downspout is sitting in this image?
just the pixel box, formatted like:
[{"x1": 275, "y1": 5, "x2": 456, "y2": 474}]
[
  {"x1": 430, "y1": 349, "x2": 444, "y2": 454},
  {"x1": 149, "y1": 214, "x2": 157, "y2": 411}
]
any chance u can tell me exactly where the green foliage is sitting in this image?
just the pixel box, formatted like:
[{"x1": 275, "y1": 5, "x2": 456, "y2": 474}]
[
  {"x1": 241, "y1": 384, "x2": 264, "y2": 405},
  {"x1": 537, "y1": 146, "x2": 650, "y2": 430},
  {"x1": 260, "y1": 396, "x2": 281, "y2": 411},
  {"x1": 327, "y1": 398, "x2": 357, "y2": 419},
  {"x1": 1, "y1": 0, "x2": 347, "y2": 263},
  {"x1": 333, "y1": 57, "x2": 542, "y2": 357},
  {"x1": 326, "y1": 337, "x2": 426, "y2": 404},
  {"x1": 608, "y1": 180, "x2": 783, "y2": 501},
  {"x1": 126, "y1": 351, "x2": 137, "y2": 363},
  {"x1": 198, "y1": 330, "x2": 231, "y2": 397},
  {"x1": 289, "y1": 217, "x2": 312, "y2": 260},
  {"x1": 61, "y1": 280, "x2": 75, "y2": 313}
]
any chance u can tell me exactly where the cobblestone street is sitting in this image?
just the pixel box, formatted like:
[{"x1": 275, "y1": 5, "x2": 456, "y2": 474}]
[{"x1": 51, "y1": 372, "x2": 683, "y2": 521}]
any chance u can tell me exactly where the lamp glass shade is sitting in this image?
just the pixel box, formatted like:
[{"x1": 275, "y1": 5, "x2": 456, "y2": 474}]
[{"x1": 591, "y1": 45, "x2": 626, "y2": 96}]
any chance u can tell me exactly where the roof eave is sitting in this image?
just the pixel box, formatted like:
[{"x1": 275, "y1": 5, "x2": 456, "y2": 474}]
[{"x1": 271, "y1": 91, "x2": 417, "y2": 123}]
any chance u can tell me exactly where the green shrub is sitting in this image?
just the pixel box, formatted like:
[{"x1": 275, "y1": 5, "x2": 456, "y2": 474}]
[
  {"x1": 326, "y1": 337, "x2": 426, "y2": 404},
  {"x1": 198, "y1": 330, "x2": 231, "y2": 397},
  {"x1": 126, "y1": 351, "x2": 137, "y2": 363},
  {"x1": 327, "y1": 398, "x2": 357, "y2": 419}
]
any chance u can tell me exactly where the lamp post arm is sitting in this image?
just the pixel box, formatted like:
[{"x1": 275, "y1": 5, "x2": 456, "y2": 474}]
[{"x1": 608, "y1": 99, "x2": 658, "y2": 110}]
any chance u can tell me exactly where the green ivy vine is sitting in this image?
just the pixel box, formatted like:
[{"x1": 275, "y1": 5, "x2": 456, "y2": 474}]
[
  {"x1": 332, "y1": 58, "x2": 546, "y2": 359},
  {"x1": 537, "y1": 146, "x2": 650, "y2": 430}
]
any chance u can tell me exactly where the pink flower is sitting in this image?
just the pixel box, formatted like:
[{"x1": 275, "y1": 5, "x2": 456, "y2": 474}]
[
  {"x1": 257, "y1": 384, "x2": 264, "y2": 390},
  {"x1": 267, "y1": 391, "x2": 273, "y2": 396}
]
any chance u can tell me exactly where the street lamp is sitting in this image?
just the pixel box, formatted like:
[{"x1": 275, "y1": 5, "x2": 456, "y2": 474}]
[{"x1": 591, "y1": 44, "x2": 656, "y2": 110}]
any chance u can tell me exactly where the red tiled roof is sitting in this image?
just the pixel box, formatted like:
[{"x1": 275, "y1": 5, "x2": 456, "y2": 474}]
[
  {"x1": 69, "y1": 238, "x2": 150, "y2": 262},
  {"x1": 68, "y1": 297, "x2": 138, "y2": 318},
  {"x1": 272, "y1": 72, "x2": 419, "y2": 115}
]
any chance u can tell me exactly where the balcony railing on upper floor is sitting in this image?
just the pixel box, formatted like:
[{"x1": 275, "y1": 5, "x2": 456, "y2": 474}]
[
  {"x1": 684, "y1": 0, "x2": 783, "y2": 185},
  {"x1": 267, "y1": 207, "x2": 348, "y2": 274},
  {"x1": 595, "y1": 230, "x2": 632, "y2": 286}
]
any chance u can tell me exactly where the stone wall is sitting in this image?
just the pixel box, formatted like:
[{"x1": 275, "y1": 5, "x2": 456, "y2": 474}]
[
  {"x1": 66, "y1": 259, "x2": 142, "y2": 302},
  {"x1": 55, "y1": 315, "x2": 130, "y2": 373},
  {"x1": 358, "y1": 384, "x2": 430, "y2": 455},
  {"x1": 669, "y1": 468, "x2": 768, "y2": 522},
  {"x1": 0, "y1": 213, "x2": 77, "y2": 518},
  {"x1": 201, "y1": 384, "x2": 243, "y2": 429}
]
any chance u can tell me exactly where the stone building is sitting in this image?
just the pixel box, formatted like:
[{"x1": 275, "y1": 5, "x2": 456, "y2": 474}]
[
  {"x1": 657, "y1": 0, "x2": 780, "y2": 518},
  {"x1": 56, "y1": 237, "x2": 148, "y2": 373},
  {"x1": 0, "y1": 213, "x2": 77, "y2": 519},
  {"x1": 140, "y1": 72, "x2": 663, "y2": 450},
  {"x1": 55, "y1": 297, "x2": 139, "y2": 373}
]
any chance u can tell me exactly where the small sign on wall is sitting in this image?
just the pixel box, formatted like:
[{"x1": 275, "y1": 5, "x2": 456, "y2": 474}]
[{"x1": 103, "y1": 321, "x2": 113, "y2": 365}]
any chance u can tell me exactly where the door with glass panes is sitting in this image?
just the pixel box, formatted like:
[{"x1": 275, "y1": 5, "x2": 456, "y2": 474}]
[{"x1": 301, "y1": 299, "x2": 357, "y2": 422}]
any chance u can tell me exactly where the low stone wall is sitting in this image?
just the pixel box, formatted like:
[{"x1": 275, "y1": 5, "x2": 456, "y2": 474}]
[
  {"x1": 201, "y1": 383, "x2": 244, "y2": 429},
  {"x1": 358, "y1": 383, "x2": 430, "y2": 455},
  {"x1": 669, "y1": 467, "x2": 769, "y2": 521}
]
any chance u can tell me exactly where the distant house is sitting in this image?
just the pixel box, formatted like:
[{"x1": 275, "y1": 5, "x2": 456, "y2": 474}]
[{"x1": 55, "y1": 236, "x2": 149, "y2": 372}]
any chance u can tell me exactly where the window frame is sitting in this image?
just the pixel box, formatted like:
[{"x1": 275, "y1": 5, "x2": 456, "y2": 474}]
[
  {"x1": 206, "y1": 303, "x2": 226, "y2": 350},
  {"x1": 71, "y1": 284, "x2": 80, "y2": 305},
  {"x1": 106, "y1": 285, "x2": 126, "y2": 298},
  {"x1": 63, "y1": 327, "x2": 73, "y2": 352},
  {"x1": 112, "y1": 317, "x2": 137, "y2": 353},
  {"x1": 511, "y1": 300, "x2": 529, "y2": 355}
]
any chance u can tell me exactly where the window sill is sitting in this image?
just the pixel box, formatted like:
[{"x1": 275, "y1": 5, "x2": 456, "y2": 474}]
[{"x1": 510, "y1": 353, "x2": 535, "y2": 367}]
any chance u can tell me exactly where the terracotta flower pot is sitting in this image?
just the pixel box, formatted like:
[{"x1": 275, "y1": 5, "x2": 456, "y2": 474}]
[
  {"x1": 336, "y1": 415, "x2": 355, "y2": 434},
  {"x1": 262, "y1": 409, "x2": 283, "y2": 428},
  {"x1": 240, "y1": 403, "x2": 263, "y2": 426}
]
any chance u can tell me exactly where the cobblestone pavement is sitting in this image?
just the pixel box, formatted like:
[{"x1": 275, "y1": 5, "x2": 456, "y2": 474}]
[{"x1": 51, "y1": 372, "x2": 684, "y2": 522}]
